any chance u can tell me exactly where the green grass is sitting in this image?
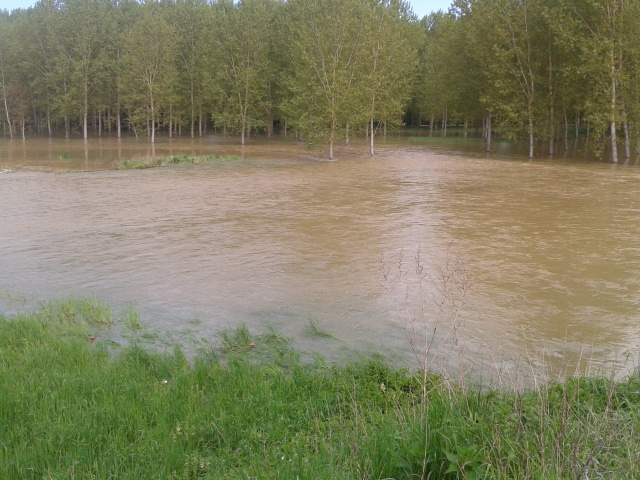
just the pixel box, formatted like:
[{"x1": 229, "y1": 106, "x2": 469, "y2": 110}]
[
  {"x1": 116, "y1": 154, "x2": 243, "y2": 170},
  {"x1": 1, "y1": 300, "x2": 640, "y2": 479},
  {"x1": 306, "y1": 317, "x2": 336, "y2": 338},
  {"x1": 120, "y1": 302, "x2": 143, "y2": 331}
]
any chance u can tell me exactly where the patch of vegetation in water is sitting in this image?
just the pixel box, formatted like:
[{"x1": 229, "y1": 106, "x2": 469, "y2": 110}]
[
  {"x1": 116, "y1": 154, "x2": 244, "y2": 170},
  {"x1": 1, "y1": 299, "x2": 640, "y2": 479}
]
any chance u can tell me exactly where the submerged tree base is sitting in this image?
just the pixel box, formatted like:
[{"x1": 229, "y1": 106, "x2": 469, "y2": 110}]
[{"x1": 1, "y1": 300, "x2": 640, "y2": 479}]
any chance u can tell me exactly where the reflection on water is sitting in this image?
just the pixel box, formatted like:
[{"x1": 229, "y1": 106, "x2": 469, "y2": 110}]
[{"x1": 1, "y1": 134, "x2": 640, "y2": 385}]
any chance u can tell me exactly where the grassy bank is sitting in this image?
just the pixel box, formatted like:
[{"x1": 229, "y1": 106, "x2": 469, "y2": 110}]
[
  {"x1": 1, "y1": 300, "x2": 639, "y2": 479},
  {"x1": 116, "y1": 154, "x2": 244, "y2": 170}
]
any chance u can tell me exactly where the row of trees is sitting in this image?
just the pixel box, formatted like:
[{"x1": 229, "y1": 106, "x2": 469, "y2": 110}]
[
  {"x1": 0, "y1": 0, "x2": 417, "y2": 159},
  {"x1": 419, "y1": 0, "x2": 640, "y2": 162},
  {"x1": 1, "y1": 0, "x2": 640, "y2": 161}
]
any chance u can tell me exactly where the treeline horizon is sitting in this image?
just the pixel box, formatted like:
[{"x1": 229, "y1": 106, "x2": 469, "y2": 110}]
[{"x1": 1, "y1": 0, "x2": 639, "y2": 161}]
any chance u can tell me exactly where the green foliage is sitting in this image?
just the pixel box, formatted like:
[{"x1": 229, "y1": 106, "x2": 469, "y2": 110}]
[
  {"x1": 4, "y1": 0, "x2": 640, "y2": 160},
  {"x1": 116, "y1": 155, "x2": 244, "y2": 170},
  {"x1": 37, "y1": 297, "x2": 113, "y2": 326},
  {"x1": 209, "y1": 0, "x2": 275, "y2": 145},
  {"x1": 1, "y1": 302, "x2": 640, "y2": 479},
  {"x1": 121, "y1": 302, "x2": 143, "y2": 331},
  {"x1": 306, "y1": 318, "x2": 336, "y2": 338}
]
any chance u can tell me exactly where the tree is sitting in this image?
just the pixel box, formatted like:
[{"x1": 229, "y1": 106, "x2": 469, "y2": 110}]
[
  {"x1": 172, "y1": 0, "x2": 214, "y2": 138},
  {"x1": 481, "y1": 0, "x2": 547, "y2": 159},
  {"x1": 284, "y1": 0, "x2": 370, "y2": 159},
  {"x1": 0, "y1": 12, "x2": 17, "y2": 137},
  {"x1": 361, "y1": 0, "x2": 419, "y2": 156},
  {"x1": 209, "y1": 0, "x2": 275, "y2": 145},
  {"x1": 46, "y1": 0, "x2": 110, "y2": 139},
  {"x1": 569, "y1": 0, "x2": 636, "y2": 162},
  {"x1": 119, "y1": 5, "x2": 177, "y2": 143}
]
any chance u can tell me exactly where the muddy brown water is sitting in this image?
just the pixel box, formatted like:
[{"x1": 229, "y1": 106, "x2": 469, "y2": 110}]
[{"x1": 2, "y1": 134, "x2": 640, "y2": 385}]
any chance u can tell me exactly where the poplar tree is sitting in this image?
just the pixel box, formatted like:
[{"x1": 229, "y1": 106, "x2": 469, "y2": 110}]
[
  {"x1": 48, "y1": 0, "x2": 109, "y2": 139},
  {"x1": 361, "y1": 0, "x2": 418, "y2": 156},
  {"x1": 119, "y1": 5, "x2": 177, "y2": 143},
  {"x1": 417, "y1": 12, "x2": 456, "y2": 135},
  {"x1": 17, "y1": 1, "x2": 73, "y2": 136},
  {"x1": 210, "y1": 0, "x2": 275, "y2": 145},
  {"x1": 284, "y1": 0, "x2": 370, "y2": 159},
  {"x1": 0, "y1": 12, "x2": 17, "y2": 138},
  {"x1": 480, "y1": 0, "x2": 546, "y2": 158},
  {"x1": 173, "y1": 0, "x2": 213, "y2": 138},
  {"x1": 569, "y1": 0, "x2": 634, "y2": 162}
]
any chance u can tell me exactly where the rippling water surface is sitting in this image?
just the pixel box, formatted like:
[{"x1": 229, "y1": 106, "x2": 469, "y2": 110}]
[{"x1": 2, "y1": 135, "x2": 640, "y2": 384}]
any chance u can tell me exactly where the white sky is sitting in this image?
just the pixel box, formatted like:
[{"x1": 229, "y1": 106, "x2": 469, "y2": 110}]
[{"x1": 1, "y1": 0, "x2": 453, "y2": 18}]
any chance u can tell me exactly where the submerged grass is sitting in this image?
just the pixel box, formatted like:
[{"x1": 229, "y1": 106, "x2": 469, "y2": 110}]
[
  {"x1": 306, "y1": 317, "x2": 336, "y2": 338},
  {"x1": 2, "y1": 300, "x2": 640, "y2": 479},
  {"x1": 116, "y1": 154, "x2": 243, "y2": 170}
]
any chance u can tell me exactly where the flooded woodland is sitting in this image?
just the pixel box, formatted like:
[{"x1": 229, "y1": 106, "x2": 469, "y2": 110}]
[{"x1": 2, "y1": 133, "x2": 640, "y2": 386}]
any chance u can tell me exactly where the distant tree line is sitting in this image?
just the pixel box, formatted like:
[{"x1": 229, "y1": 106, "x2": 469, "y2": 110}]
[{"x1": 1, "y1": 0, "x2": 639, "y2": 161}]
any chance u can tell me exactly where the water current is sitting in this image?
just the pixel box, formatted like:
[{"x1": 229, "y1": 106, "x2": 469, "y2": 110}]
[{"x1": 2, "y1": 133, "x2": 640, "y2": 385}]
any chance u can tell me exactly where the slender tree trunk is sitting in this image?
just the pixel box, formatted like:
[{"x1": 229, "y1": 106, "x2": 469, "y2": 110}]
[
  {"x1": 529, "y1": 119, "x2": 534, "y2": 159},
  {"x1": 328, "y1": 117, "x2": 336, "y2": 160},
  {"x1": 345, "y1": 123, "x2": 350, "y2": 145},
  {"x1": 240, "y1": 113, "x2": 246, "y2": 146},
  {"x1": 563, "y1": 108, "x2": 569, "y2": 151},
  {"x1": 190, "y1": 82, "x2": 195, "y2": 139},
  {"x1": 548, "y1": 108, "x2": 554, "y2": 155},
  {"x1": 150, "y1": 96, "x2": 156, "y2": 144},
  {"x1": 267, "y1": 113, "x2": 273, "y2": 139},
  {"x1": 83, "y1": 81, "x2": 89, "y2": 139},
  {"x1": 548, "y1": 49, "x2": 554, "y2": 155},
  {"x1": 441, "y1": 108, "x2": 447, "y2": 137},
  {"x1": 610, "y1": 49, "x2": 618, "y2": 163},
  {"x1": 369, "y1": 118, "x2": 375, "y2": 157},
  {"x1": 623, "y1": 120, "x2": 630, "y2": 159},
  {"x1": 2, "y1": 76, "x2": 14, "y2": 139},
  {"x1": 116, "y1": 107, "x2": 121, "y2": 139},
  {"x1": 486, "y1": 114, "x2": 492, "y2": 152}
]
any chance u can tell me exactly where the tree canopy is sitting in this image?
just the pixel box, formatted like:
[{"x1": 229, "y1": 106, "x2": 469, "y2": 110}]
[{"x1": 1, "y1": 0, "x2": 640, "y2": 161}]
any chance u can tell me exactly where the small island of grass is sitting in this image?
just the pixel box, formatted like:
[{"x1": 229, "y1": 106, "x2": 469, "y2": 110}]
[{"x1": 116, "y1": 154, "x2": 244, "y2": 170}]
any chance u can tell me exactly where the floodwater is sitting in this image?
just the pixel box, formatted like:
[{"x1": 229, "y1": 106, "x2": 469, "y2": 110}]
[{"x1": 2, "y1": 134, "x2": 640, "y2": 386}]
